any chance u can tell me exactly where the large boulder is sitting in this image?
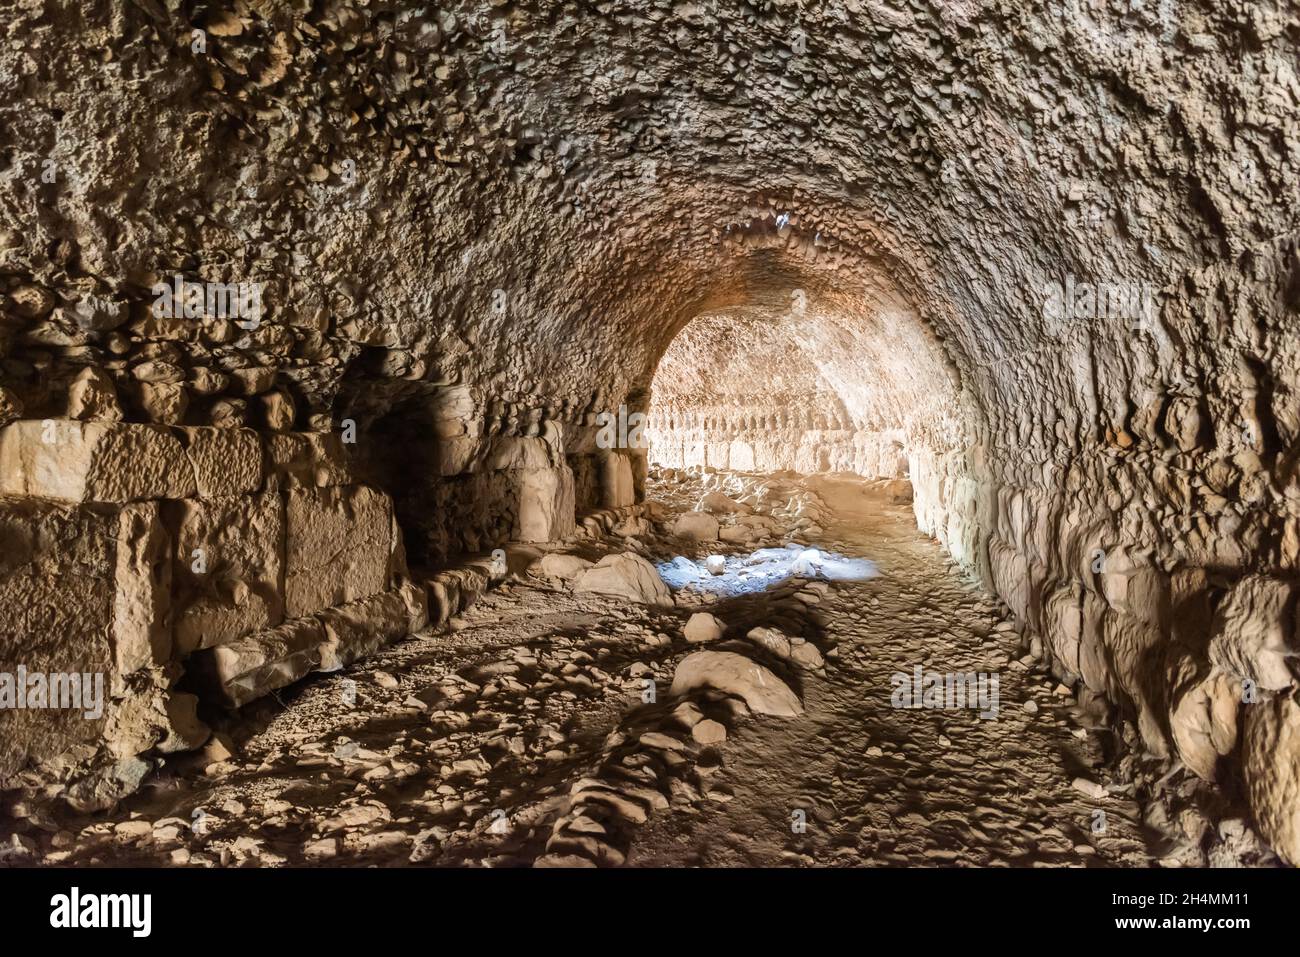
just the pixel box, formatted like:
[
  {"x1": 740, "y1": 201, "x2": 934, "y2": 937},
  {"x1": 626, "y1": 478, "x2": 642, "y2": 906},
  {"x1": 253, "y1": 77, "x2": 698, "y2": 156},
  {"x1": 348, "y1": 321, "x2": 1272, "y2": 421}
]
[
  {"x1": 700, "y1": 490, "x2": 742, "y2": 514},
  {"x1": 670, "y1": 650, "x2": 802, "y2": 716},
  {"x1": 283, "y1": 485, "x2": 395, "y2": 619},
  {"x1": 532, "y1": 552, "x2": 594, "y2": 581},
  {"x1": 673, "y1": 510, "x2": 720, "y2": 541},
  {"x1": 165, "y1": 492, "x2": 286, "y2": 655},
  {"x1": 174, "y1": 427, "x2": 265, "y2": 498},
  {"x1": 574, "y1": 553, "x2": 673, "y2": 606},
  {"x1": 0, "y1": 496, "x2": 171, "y2": 800}
]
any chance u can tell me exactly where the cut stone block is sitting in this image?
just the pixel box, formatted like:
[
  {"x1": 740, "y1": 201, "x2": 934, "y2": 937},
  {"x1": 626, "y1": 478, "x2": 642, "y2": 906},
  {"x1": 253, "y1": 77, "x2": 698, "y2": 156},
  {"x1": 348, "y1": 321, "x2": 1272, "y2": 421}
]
[
  {"x1": 317, "y1": 591, "x2": 411, "y2": 671},
  {"x1": 189, "y1": 617, "x2": 325, "y2": 709},
  {"x1": 113, "y1": 501, "x2": 173, "y2": 674},
  {"x1": 173, "y1": 426, "x2": 264, "y2": 498},
  {"x1": 265, "y1": 431, "x2": 353, "y2": 488},
  {"x1": 166, "y1": 492, "x2": 285, "y2": 655},
  {"x1": 0, "y1": 496, "x2": 169, "y2": 786},
  {"x1": 191, "y1": 584, "x2": 422, "y2": 710},
  {"x1": 0, "y1": 420, "x2": 196, "y2": 502},
  {"x1": 285, "y1": 484, "x2": 394, "y2": 618}
]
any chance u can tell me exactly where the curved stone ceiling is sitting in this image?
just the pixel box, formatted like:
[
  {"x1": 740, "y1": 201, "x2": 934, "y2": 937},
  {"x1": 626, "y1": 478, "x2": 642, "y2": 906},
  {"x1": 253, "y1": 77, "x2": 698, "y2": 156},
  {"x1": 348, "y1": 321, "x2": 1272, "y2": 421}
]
[{"x1": 1, "y1": 0, "x2": 1299, "y2": 860}]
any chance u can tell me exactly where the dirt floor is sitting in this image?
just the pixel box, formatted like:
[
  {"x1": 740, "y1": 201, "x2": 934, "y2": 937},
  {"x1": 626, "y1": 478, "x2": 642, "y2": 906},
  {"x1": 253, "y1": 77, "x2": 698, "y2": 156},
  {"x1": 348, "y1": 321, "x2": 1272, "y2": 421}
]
[{"x1": 5, "y1": 470, "x2": 1186, "y2": 867}]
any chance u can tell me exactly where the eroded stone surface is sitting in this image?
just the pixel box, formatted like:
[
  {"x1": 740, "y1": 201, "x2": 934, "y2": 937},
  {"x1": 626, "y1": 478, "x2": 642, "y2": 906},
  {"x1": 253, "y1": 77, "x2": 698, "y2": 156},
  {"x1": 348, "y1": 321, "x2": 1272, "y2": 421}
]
[{"x1": 0, "y1": 0, "x2": 1296, "y2": 866}]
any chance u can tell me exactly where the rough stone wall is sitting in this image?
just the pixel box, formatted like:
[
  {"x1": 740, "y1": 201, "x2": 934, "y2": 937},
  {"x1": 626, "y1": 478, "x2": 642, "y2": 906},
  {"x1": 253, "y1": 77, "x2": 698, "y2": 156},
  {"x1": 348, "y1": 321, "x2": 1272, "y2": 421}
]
[
  {"x1": 0, "y1": 493, "x2": 167, "y2": 807},
  {"x1": 0, "y1": 420, "x2": 422, "y2": 806},
  {"x1": 0, "y1": 0, "x2": 1298, "y2": 855}
]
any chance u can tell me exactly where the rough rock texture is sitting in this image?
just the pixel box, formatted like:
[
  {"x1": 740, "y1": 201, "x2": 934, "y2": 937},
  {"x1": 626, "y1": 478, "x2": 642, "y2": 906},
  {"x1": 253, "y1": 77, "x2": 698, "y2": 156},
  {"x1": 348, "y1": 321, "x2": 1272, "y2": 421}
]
[
  {"x1": 574, "y1": 553, "x2": 674, "y2": 607},
  {"x1": 0, "y1": 496, "x2": 168, "y2": 802},
  {"x1": 0, "y1": 421, "x2": 416, "y2": 802},
  {"x1": 0, "y1": 0, "x2": 1298, "y2": 859},
  {"x1": 1244, "y1": 693, "x2": 1300, "y2": 866},
  {"x1": 684, "y1": 612, "x2": 724, "y2": 644},
  {"x1": 671, "y1": 650, "x2": 804, "y2": 717}
]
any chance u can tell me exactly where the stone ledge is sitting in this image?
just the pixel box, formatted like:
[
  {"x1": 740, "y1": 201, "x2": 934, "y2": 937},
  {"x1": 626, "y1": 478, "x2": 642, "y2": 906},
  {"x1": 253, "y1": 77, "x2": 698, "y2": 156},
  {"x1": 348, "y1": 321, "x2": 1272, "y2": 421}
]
[
  {"x1": 189, "y1": 583, "x2": 427, "y2": 709},
  {"x1": 0, "y1": 420, "x2": 196, "y2": 503},
  {"x1": 0, "y1": 420, "x2": 358, "y2": 504}
]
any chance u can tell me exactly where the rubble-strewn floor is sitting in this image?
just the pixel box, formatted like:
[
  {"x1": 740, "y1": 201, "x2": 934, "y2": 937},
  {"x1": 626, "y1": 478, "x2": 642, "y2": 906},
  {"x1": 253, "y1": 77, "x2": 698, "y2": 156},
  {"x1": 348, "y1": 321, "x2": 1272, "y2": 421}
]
[
  {"x1": 11, "y1": 471, "x2": 1166, "y2": 867},
  {"x1": 631, "y1": 474, "x2": 1151, "y2": 866}
]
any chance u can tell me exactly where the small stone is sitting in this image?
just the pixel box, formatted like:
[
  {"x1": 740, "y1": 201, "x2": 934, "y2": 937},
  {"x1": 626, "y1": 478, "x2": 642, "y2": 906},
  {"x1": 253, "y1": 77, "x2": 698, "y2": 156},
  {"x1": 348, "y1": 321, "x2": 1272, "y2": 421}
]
[
  {"x1": 671, "y1": 701, "x2": 704, "y2": 729},
  {"x1": 66, "y1": 367, "x2": 123, "y2": 421},
  {"x1": 0, "y1": 833, "x2": 36, "y2": 861},
  {"x1": 684, "y1": 612, "x2": 724, "y2": 643},
  {"x1": 1071, "y1": 777, "x2": 1108, "y2": 800},
  {"x1": 692, "y1": 719, "x2": 727, "y2": 745},
  {"x1": 638, "y1": 731, "x2": 687, "y2": 751},
  {"x1": 303, "y1": 837, "x2": 338, "y2": 861},
  {"x1": 261, "y1": 389, "x2": 296, "y2": 431}
]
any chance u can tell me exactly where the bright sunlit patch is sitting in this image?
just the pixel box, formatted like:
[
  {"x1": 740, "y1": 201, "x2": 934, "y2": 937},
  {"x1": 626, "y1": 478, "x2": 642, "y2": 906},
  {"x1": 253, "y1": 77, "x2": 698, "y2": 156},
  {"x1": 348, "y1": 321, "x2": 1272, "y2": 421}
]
[{"x1": 657, "y1": 543, "x2": 878, "y2": 598}]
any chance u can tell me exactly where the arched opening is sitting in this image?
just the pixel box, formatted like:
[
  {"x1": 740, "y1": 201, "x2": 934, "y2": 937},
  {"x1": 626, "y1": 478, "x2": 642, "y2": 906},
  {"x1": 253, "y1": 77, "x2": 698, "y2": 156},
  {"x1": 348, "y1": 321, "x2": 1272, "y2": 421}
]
[{"x1": 0, "y1": 1, "x2": 1295, "y2": 873}]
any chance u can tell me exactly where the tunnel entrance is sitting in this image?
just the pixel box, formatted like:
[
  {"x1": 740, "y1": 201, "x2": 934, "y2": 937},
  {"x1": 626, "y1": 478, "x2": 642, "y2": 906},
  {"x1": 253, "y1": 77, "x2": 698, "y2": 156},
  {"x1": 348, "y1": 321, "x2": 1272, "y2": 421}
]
[{"x1": 1, "y1": 0, "x2": 1296, "y2": 885}]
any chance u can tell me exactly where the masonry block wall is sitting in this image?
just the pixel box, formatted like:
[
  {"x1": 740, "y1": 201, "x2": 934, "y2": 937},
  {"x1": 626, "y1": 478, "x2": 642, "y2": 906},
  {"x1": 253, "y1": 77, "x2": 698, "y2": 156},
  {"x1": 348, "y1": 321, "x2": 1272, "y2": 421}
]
[
  {"x1": 0, "y1": 420, "x2": 422, "y2": 808},
  {"x1": 0, "y1": 405, "x2": 638, "y2": 807}
]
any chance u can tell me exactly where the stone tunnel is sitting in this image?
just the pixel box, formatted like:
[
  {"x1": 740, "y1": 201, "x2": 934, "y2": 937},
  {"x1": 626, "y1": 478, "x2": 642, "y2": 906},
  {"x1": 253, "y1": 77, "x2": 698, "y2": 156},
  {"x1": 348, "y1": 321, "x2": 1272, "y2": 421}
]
[{"x1": 0, "y1": 0, "x2": 1298, "y2": 871}]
